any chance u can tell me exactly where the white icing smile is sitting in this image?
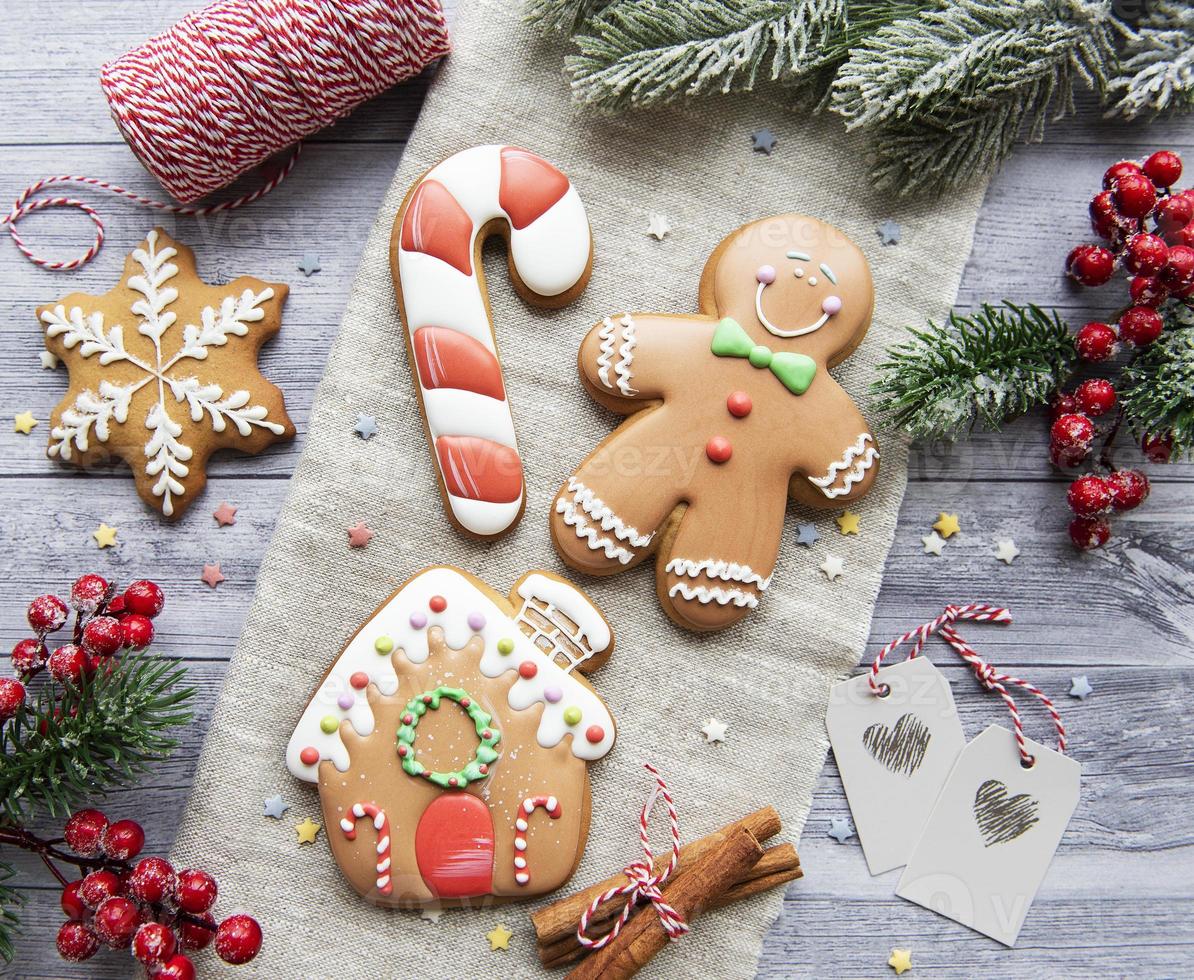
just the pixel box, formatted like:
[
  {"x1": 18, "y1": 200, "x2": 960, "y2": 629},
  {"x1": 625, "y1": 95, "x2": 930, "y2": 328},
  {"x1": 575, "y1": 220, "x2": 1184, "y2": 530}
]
[{"x1": 754, "y1": 262, "x2": 843, "y2": 339}]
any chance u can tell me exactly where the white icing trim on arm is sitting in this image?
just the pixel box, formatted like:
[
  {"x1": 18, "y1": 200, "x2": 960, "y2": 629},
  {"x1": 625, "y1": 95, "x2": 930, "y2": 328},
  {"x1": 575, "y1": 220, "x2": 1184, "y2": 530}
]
[
  {"x1": 565, "y1": 476, "x2": 653, "y2": 547},
  {"x1": 555, "y1": 498, "x2": 636, "y2": 564},
  {"x1": 595, "y1": 314, "x2": 639, "y2": 395},
  {"x1": 808, "y1": 433, "x2": 879, "y2": 498}
]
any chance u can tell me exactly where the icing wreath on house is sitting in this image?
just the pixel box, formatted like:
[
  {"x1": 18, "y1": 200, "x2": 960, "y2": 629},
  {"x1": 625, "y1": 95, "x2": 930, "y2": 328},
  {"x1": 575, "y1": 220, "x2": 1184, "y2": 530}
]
[
  {"x1": 551, "y1": 214, "x2": 880, "y2": 632},
  {"x1": 287, "y1": 566, "x2": 616, "y2": 906}
]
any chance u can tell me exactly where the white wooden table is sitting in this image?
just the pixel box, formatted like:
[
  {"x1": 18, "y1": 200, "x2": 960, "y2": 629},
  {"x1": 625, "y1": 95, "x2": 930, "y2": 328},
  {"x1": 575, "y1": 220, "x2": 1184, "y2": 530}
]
[{"x1": 1, "y1": 3, "x2": 1191, "y2": 976}]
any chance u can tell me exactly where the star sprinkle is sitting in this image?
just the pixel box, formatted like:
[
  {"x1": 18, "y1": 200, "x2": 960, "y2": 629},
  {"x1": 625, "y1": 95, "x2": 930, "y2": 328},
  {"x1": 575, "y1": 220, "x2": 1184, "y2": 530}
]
[
  {"x1": 995, "y1": 538, "x2": 1021, "y2": 565},
  {"x1": 263, "y1": 795, "x2": 289, "y2": 819},
  {"x1": 354, "y1": 413, "x2": 378, "y2": 440},
  {"x1": 751, "y1": 128, "x2": 777, "y2": 154},
  {"x1": 878, "y1": 220, "x2": 902, "y2": 245},
  {"x1": 1069, "y1": 675, "x2": 1093, "y2": 700},
  {"x1": 201, "y1": 563, "x2": 226, "y2": 588},
  {"x1": 295, "y1": 817, "x2": 321, "y2": 844},
  {"x1": 820, "y1": 554, "x2": 845, "y2": 581},
  {"x1": 921, "y1": 531, "x2": 946, "y2": 556},
  {"x1": 888, "y1": 948, "x2": 913, "y2": 975},
  {"x1": 298, "y1": 252, "x2": 322, "y2": 276},
  {"x1": 39, "y1": 350, "x2": 59, "y2": 370},
  {"x1": 828, "y1": 817, "x2": 855, "y2": 843},
  {"x1": 420, "y1": 905, "x2": 445, "y2": 923},
  {"x1": 796, "y1": 522, "x2": 819, "y2": 546},
  {"x1": 347, "y1": 521, "x2": 374, "y2": 548},
  {"x1": 212, "y1": 501, "x2": 238, "y2": 526},
  {"x1": 14, "y1": 412, "x2": 37, "y2": 434},
  {"x1": 486, "y1": 924, "x2": 512, "y2": 951},
  {"x1": 933, "y1": 512, "x2": 960, "y2": 538},
  {"x1": 836, "y1": 511, "x2": 860, "y2": 535},
  {"x1": 646, "y1": 212, "x2": 671, "y2": 240},
  {"x1": 701, "y1": 718, "x2": 728, "y2": 743},
  {"x1": 93, "y1": 524, "x2": 118, "y2": 549}
]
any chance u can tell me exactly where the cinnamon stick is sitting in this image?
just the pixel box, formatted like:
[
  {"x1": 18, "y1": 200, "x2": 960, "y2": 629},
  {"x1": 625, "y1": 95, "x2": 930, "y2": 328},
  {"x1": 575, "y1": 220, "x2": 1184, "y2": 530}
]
[
  {"x1": 564, "y1": 825, "x2": 763, "y2": 980},
  {"x1": 532, "y1": 806, "x2": 782, "y2": 949},
  {"x1": 538, "y1": 843, "x2": 801, "y2": 968}
]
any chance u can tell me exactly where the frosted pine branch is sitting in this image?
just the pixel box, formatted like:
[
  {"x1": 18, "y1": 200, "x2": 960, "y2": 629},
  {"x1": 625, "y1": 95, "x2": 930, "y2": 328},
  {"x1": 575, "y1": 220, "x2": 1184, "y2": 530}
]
[
  {"x1": 1108, "y1": 0, "x2": 1194, "y2": 119},
  {"x1": 525, "y1": 0, "x2": 612, "y2": 33}
]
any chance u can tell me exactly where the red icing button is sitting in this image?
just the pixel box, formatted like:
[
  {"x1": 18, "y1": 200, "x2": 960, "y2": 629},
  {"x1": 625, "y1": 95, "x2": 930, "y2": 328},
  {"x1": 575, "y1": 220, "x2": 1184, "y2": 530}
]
[
  {"x1": 585, "y1": 725, "x2": 605, "y2": 744},
  {"x1": 299, "y1": 747, "x2": 319, "y2": 766},
  {"x1": 706, "y1": 436, "x2": 733, "y2": 463},
  {"x1": 429, "y1": 595, "x2": 448, "y2": 613},
  {"x1": 349, "y1": 672, "x2": 369, "y2": 690},
  {"x1": 518, "y1": 660, "x2": 538, "y2": 679},
  {"x1": 727, "y1": 391, "x2": 752, "y2": 417}
]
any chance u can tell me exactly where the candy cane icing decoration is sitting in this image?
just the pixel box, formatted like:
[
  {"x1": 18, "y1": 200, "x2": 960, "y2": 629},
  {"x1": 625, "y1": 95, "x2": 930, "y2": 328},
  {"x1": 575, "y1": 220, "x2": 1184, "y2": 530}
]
[
  {"x1": 339, "y1": 802, "x2": 393, "y2": 896},
  {"x1": 394, "y1": 145, "x2": 592, "y2": 538},
  {"x1": 513, "y1": 794, "x2": 563, "y2": 885}
]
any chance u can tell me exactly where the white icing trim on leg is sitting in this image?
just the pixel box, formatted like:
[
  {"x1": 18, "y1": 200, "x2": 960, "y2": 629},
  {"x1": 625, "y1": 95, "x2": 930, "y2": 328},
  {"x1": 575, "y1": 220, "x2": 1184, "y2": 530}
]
[
  {"x1": 664, "y1": 558, "x2": 772, "y2": 590},
  {"x1": 565, "y1": 476, "x2": 653, "y2": 547},
  {"x1": 555, "y1": 498, "x2": 636, "y2": 564},
  {"x1": 668, "y1": 582, "x2": 760, "y2": 608},
  {"x1": 808, "y1": 433, "x2": 879, "y2": 498}
]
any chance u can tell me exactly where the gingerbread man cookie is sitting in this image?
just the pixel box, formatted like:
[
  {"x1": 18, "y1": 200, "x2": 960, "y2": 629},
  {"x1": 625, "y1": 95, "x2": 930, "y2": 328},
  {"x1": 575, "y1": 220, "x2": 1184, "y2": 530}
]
[
  {"x1": 550, "y1": 215, "x2": 879, "y2": 632},
  {"x1": 287, "y1": 566, "x2": 615, "y2": 906}
]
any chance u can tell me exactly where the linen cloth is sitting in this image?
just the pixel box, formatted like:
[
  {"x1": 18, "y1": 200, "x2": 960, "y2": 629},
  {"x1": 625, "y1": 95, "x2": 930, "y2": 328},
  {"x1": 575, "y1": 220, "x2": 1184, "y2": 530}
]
[{"x1": 172, "y1": 1, "x2": 990, "y2": 974}]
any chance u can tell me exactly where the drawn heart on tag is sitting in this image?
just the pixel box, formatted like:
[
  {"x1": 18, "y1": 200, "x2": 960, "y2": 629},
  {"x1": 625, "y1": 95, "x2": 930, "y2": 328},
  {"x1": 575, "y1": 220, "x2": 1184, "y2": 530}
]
[
  {"x1": 861, "y1": 712, "x2": 931, "y2": 776},
  {"x1": 973, "y1": 778, "x2": 1040, "y2": 846}
]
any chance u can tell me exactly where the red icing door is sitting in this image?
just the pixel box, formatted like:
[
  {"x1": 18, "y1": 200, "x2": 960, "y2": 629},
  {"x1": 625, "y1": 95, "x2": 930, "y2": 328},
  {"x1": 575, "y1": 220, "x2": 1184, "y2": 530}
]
[{"x1": 414, "y1": 794, "x2": 495, "y2": 898}]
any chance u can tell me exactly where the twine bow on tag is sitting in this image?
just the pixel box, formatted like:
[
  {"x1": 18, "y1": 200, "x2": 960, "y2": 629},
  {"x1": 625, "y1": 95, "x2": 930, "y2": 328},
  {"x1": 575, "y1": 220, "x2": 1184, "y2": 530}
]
[{"x1": 576, "y1": 763, "x2": 690, "y2": 950}]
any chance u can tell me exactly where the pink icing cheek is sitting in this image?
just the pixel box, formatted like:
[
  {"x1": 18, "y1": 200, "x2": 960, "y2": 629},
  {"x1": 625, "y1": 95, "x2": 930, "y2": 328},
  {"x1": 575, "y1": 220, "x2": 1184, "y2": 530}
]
[
  {"x1": 756, "y1": 265, "x2": 776, "y2": 284},
  {"x1": 822, "y1": 295, "x2": 843, "y2": 315}
]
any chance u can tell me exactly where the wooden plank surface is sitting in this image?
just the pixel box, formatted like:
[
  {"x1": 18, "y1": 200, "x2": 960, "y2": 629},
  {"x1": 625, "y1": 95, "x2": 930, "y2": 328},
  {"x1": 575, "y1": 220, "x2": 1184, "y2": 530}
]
[{"x1": 1, "y1": 2, "x2": 1192, "y2": 977}]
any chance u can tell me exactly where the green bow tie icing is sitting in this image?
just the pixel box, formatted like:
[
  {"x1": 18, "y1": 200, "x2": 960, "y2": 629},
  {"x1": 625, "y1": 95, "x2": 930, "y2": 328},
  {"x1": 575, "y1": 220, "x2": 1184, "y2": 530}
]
[{"x1": 711, "y1": 318, "x2": 816, "y2": 395}]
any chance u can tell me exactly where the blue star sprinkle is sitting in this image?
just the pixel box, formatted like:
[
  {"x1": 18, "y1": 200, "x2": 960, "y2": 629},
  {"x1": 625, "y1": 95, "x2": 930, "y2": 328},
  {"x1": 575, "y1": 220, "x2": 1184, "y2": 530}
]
[
  {"x1": 1069, "y1": 676, "x2": 1093, "y2": 700},
  {"x1": 263, "y1": 794, "x2": 290, "y2": 819},
  {"x1": 796, "y1": 523, "x2": 819, "y2": 547},
  {"x1": 298, "y1": 252, "x2": 322, "y2": 276},
  {"x1": 828, "y1": 817, "x2": 855, "y2": 843},
  {"x1": 751, "y1": 129, "x2": 777, "y2": 155},
  {"x1": 877, "y1": 220, "x2": 901, "y2": 246},
  {"x1": 354, "y1": 414, "x2": 378, "y2": 440}
]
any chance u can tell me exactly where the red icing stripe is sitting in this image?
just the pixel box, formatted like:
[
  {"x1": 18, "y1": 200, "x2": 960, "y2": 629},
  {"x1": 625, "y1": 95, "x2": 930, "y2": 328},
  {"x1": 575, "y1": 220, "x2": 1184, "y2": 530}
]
[
  {"x1": 413, "y1": 327, "x2": 506, "y2": 400},
  {"x1": 436, "y1": 436, "x2": 522, "y2": 503},
  {"x1": 499, "y1": 147, "x2": 570, "y2": 230},
  {"x1": 400, "y1": 179, "x2": 474, "y2": 275}
]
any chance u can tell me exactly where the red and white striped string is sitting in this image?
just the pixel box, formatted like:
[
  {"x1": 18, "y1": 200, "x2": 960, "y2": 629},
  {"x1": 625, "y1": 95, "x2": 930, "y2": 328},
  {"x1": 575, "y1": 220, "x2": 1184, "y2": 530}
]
[
  {"x1": 3, "y1": 0, "x2": 449, "y2": 271},
  {"x1": 576, "y1": 763, "x2": 689, "y2": 951}
]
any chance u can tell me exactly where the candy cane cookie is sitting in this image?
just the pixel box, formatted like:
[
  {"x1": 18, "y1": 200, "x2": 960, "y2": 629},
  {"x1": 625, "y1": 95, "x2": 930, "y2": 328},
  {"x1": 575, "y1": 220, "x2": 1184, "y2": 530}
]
[
  {"x1": 339, "y1": 802, "x2": 393, "y2": 896},
  {"x1": 391, "y1": 145, "x2": 594, "y2": 539},
  {"x1": 513, "y1": 795, "x2": 563, "y2": 885}
]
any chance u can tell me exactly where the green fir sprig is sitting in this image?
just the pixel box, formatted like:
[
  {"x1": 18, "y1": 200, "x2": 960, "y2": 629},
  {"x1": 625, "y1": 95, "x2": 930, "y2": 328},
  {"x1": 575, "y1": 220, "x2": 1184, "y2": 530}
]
[
  {"x1": 0, "y1": 862, "x2": 20, "y2": 963},
  {"x1": 0, "y1": 653, "x2": 193, "y2": 824},
  {"x1": 1119, "y1": 307, "x2": 1194, "y2": 457},
  {"x1": 871, "y1": 302, "x2": 1077, "y2": 440}
]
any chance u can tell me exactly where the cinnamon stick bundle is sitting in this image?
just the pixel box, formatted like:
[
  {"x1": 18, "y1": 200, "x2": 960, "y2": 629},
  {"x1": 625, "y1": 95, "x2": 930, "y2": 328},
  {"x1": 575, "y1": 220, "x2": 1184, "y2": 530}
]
[{"x1": 564, "y1": 825, "x2": 764, "y2": 980}]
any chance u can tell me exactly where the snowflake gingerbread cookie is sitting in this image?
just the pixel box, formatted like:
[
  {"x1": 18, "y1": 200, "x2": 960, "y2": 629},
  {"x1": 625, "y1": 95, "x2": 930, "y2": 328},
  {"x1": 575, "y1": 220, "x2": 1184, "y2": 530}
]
[
  {"x1": 287, "y1": 566, "x2": 616, "y2": 906},
  {"x1": 551, "y1": 214, "x2": 880, "y2": 632},
  {"x1": 37, "y1": 228, "x2": 293, "y2": 518}
]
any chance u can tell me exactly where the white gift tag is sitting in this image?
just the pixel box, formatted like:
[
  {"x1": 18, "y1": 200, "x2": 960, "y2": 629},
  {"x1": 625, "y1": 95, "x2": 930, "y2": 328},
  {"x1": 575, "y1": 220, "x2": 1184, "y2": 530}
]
[
  {"x1": 896, "y1": 725, "x2": 1081, "y2": 946},
  {"x1": 826, "y1": 657, "x2": 967, "y2": 874}
]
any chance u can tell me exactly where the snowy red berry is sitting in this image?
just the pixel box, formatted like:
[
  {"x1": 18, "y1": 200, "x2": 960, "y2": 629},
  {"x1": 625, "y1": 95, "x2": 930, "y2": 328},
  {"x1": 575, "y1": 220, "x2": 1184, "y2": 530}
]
[
  {"x1": 64, "y1": 808, "x2": 109, "y2": 856},
  {"x1": 1107, "y1": 469, "x2": 1151, "y2": 512},
  {"x1": 81, "y1": 615, "x2": 123, "y2": 658},
  {"x1": 1112, "y1": 172, "x2": 1157, "y2": 218},
  {"x1": 1069, "y1": 516, "x2": 1112, "y2": 550},
  {"x1": 1167, "y1": 220, "x2": 1194, "y2": 249},
  {"x1": 1050, "y1": 413, "x2": 1095, "y2": 451},
  {"x1": 1142, "y1": 149, "x2": 1182, "y2": 188},
  {"x1": 1155, "y1": 194, "x2": 1193, "y2": 234},
  {"x1": 0, "y1": 678, "x2": 25, "y2": 723},
  {"x1": 1160, "y1": 244, "x2": 1194, "y2": 289},
  {"x1": 1050, "y1": 392, "x2": 1078, "y2": 420},
  {"x1": 10, "y1": 637, "x2": 47, "y2": 676},
  {"x1": 101, "y1": 818, "x2": 146, "y2": 861},
  {"x1": 1118, "y1": 306, "x2": 1164, "y2": 347},
  {"x1": 156, "y1": 954, "x2": 198, "y2": 980},
  {"x1": 1141, "y1": 432, "x2": 1174, "y2": 463},
  {"x1": 176, "y1": 868, "x2": 218, "y2": 914},
  {"x1": 124, "y1": 579, "x2": 165, "y2": 617},
  {"x1": 61, "y1": 879, "x2": 87, "y2": 919},
  {"x1": 56, "y1": 921, "x2": 101, "y2": 962},
  {"x1": 1074, "y1": 321, "x2": 1118, "y2": 362},
  {"x1": 1074, "y1": 378, "x2": 1117, "y2": 417},
  {"x1": 1124, "y1": 233, "x2": 1168, "y2": 275},
  {"x1": 132, "y1": 921, "x2": 178, "y2": 966},
  {"x1": 93, "y1": 895, "x2": 139, "y2": 948},
  {"x1": 48, "y1": 644, "x2": 89, "y2": 684},
  {"x1": 1088, "y1": 190, "x2": 1129, "y2": 240},
  {"x1": 69, "y1": 573, "x2": 110, "y2": 612},
  {"x1": 179, "y1": 913, "x2": 216, "y2": 951},
  {"x1": 1067, "y1": 475, "x2": 1113, "y2": 516},
  {"x1": 27, "y1": 594, "x2": 68, "y2": 633},
  {"x1": 128, "y1": 856, "x2": 177, "y2": 905},
  {"x1": 120, "y1": 613, "x2": 155, "y2": 649},
  {"x1": 1129, "y1": 274, "x2": 1169, "y2": 307},
  {"x1": 79, "y1": 869, "x2": 123, "y2": 909},
  {"x1": 216, "y1": 914, "x2": 263, "y2": 964},
  {"x1": 1102, "y1": 160, "x2": 1143, "y2": 189},
  {"x1": 1065, "y1": 243, "x2": 1115, "y2": 286}
]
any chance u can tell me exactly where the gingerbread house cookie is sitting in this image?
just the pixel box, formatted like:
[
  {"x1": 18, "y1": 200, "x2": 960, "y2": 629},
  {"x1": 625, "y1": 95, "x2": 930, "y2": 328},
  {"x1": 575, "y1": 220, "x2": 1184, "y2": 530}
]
[{"x1": 287, "y1": 566, "x2": 616, "y2": 906}]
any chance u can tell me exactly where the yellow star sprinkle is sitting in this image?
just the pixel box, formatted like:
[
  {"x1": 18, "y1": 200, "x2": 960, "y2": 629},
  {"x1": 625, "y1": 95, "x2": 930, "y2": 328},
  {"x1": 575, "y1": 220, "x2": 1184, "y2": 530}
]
[
  {"x1": 295, "y1": 817, "x2": 321, "y2": 844},
  {"x1": 486, "y1": 924, "x2": 513, "y2": 951},
  {"x1": 14, "y1": 412, "x2": 37, "y2": 434},
  {"x1": 92, "y1": 524, "x2": 118, "y2": 548},
  {"x1": 933, "y1": 512, "x2": 961, "y2": 538},
  {"x1": 836, "y1": 510, "x2": 860, "y2": 535},
  {"x1": 888, "y1": 948, "x2": 913, "y2": 975}
]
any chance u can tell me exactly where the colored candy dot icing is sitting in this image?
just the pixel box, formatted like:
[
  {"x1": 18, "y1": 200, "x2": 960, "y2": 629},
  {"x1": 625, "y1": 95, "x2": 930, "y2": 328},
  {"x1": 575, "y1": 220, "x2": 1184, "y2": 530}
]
[
  {"x1": 497, "y1": 637, "x2": 515, "y2": 655},
  {"x1": 337, "y1": 693, "x2": 355, "y2": 710},
  {"x1": 375, "y1": 635, "x2": 394, "y2": 654},
  {"x1": 727, "y1": 391, "x2": 752, "y2": 418},
  {"x1": 563, "y1": 706, "x2": 582, "y2": 726},
  {"x1": 518, "y1": 660, "x2": 538, "y2": 679},
  {"x1": 299, "y1": 746, "x2": 319, "y2": 766},
  {"x1": 410, "y1": 611, "x2": 428, "y2": 629},
  {"x1": 585, "y1": 725, "x2": 605, "y2": 744},
  {"x1": 429, "y1": 595, "x2": 448, "y2": 613},
  {"x1": 467, "y1": 611, "x2": 486, "y2": 631},
  {"x1": 320, "y1": 715, "x2": 339, "y2": 734},
  {"x1": 544, "y1": 685, "x2": 563, "y2": 703},
  {"x1": 756, "y1": 265, "x2": 776, "y2": 284},
  {"x1": 706, "y1": 435, "x2": 733, "y2": 463},
  {"x1": 822, "y1": 295, "x2": 843, "y2": 315},
  {"x1": 349, "y1": 672, "x2": 369, "y2": 690}
]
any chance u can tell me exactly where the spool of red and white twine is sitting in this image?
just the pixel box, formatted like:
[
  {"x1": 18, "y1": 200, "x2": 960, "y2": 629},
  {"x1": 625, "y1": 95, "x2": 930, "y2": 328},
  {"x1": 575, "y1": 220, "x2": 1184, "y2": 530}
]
[
  {"x1": 869, "y1": 604, "x2": 1067, "y2": 766},
  {"x1": 3, "y1": 0, "x2": 450, "y2": 270}
]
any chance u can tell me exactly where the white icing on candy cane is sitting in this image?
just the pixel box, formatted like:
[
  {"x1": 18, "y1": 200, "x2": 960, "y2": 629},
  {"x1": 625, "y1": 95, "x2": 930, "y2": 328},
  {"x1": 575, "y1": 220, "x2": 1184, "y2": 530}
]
[
  {"x1": 286, "y1": 567, "x2": 615, "y2": 783},
  {"x1": 396, "y1": 145, "x2": 592, "y2": 538},
  {"x1": 596, "y1": 313, "x2": 638, "y2": 395},
  {"x1": 339, "y1": 802, "x2": 393, "y2": 896},
  {"x1": 512, "y1": 795, "x2": 562, "y2": 886},
  {"x1": 808, "y1": 432, "x2": 878, "y2": 498}
]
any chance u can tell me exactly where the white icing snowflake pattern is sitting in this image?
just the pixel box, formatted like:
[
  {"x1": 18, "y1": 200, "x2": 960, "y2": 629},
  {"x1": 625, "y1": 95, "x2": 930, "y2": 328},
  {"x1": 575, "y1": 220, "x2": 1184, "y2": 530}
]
[{"x1": 40, "y1": 230, "x2": 286, "y2": 516}]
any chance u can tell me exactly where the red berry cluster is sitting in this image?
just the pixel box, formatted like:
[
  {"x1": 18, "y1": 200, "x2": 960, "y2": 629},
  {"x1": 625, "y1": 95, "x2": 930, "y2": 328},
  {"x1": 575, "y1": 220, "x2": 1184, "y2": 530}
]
[
  {"x1": 1056, "y1": 151, "x2": 1184, "y2": 549},
  {"x1": 54, "y1": 808, "x2": 261, "y2": 976}
]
